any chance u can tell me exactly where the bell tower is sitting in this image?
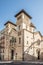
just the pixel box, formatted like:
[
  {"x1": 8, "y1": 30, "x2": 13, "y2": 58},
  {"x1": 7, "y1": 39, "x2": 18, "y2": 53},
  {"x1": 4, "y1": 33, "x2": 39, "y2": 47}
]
[
  {"x1": 15, "y1": 9, "x2": 32, "y2": 31},
  {"x1": 14, "y1": 10, "x2": 32, "y2": 60}
]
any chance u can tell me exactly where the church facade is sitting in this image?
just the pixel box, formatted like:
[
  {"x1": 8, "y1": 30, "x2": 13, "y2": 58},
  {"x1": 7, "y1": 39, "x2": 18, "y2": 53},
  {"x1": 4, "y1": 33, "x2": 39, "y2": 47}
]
[{"x1": 0, "y1": 10, "x2": 43, "y2": 61}]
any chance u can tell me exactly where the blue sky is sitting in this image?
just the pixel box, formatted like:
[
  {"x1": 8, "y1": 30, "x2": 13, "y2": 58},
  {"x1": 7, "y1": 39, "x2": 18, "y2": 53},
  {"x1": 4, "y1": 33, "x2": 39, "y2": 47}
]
[{"x1": 0, "y1": 0, "x2": 43, "y2": 35}]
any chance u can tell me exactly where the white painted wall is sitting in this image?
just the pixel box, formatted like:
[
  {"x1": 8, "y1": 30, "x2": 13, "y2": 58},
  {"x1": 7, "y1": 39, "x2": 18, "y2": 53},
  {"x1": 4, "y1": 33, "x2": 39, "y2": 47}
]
[
  {"x1": 34, "y1": 33, "x2": 41, "y2": 42},
  {"x1": 24, "y1": 30, "x2": 33, "y2": 52}
]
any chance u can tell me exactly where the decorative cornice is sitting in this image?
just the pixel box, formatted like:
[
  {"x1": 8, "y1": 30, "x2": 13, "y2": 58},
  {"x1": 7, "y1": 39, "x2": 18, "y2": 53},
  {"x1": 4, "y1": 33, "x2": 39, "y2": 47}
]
[
  {"x1": 4, "y1": 21, "x2": 17, "y2": 26},
  {"x1": 15, "y1": 9, "x2": 32, "y2": 19}
]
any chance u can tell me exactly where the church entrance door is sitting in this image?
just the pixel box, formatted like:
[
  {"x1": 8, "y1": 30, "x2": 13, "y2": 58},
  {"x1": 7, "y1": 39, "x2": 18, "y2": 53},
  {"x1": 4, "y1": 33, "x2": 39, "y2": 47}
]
[{"x1": 11, "y1": 50, "x2": 14, "y2": 60}]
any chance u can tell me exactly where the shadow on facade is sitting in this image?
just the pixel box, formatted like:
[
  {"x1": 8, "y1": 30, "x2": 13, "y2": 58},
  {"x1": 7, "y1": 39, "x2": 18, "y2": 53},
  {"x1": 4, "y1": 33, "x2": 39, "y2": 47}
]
[
  {"x1": 24, "y1": 52, "x2": 43, "y2": 61},
  {"x1": 40, "y1": 52, "x2": 43, "y2": 60},
  {"x1": 24, "y1": 53, "x2": 37, "y2": 61}
]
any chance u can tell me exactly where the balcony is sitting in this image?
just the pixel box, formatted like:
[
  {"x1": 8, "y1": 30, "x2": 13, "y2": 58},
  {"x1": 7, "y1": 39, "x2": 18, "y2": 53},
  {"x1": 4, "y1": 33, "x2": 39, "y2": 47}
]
[{"x1": 10, "y1": 36, "x2": 16, "y2": 48}]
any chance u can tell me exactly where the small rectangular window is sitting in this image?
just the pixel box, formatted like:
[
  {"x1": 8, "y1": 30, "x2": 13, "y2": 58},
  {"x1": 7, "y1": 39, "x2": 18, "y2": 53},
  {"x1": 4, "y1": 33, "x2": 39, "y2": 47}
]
[
  {"x1": 27, "y1": 41, "x2": 28, "y2": 44},
  {"x1": 19, "y1": 37, "x2": 21, "y2": 44},
  {"x1": 15, "y1": 38, "x2": 16, "y2": 43},
  {"x1": 19, "y1": 25, "x2": 20, "y2": 30}
]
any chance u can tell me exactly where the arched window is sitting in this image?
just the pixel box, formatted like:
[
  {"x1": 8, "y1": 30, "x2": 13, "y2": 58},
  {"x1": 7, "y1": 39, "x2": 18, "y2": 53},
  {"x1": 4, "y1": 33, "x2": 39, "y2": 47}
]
[
  {"x1": 36, "y1": 49, "x2": 40, "y2": 60},
  {"x1": 38, "y1": 50, "x2": 40, "y2": 59}
]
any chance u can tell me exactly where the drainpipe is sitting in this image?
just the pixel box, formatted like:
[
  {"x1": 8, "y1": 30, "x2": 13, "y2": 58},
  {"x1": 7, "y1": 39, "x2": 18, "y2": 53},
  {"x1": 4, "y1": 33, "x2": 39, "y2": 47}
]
[{"x1": 22, "y1": 30, "x2": 24, "y2": 61}]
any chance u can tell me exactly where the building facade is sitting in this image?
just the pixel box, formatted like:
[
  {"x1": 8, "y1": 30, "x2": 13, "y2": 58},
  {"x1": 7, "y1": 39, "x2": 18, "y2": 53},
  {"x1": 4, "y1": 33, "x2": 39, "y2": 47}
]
[{"x1": 0, "y1": 10, "x2": 43, "y2": 61}]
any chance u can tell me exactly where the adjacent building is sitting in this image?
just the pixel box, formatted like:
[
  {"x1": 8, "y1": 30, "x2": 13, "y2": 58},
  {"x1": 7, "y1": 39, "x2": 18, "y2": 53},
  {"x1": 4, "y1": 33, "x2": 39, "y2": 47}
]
[{"x1": 0, "y1": 10, "x2": 43, "y2": 61}]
